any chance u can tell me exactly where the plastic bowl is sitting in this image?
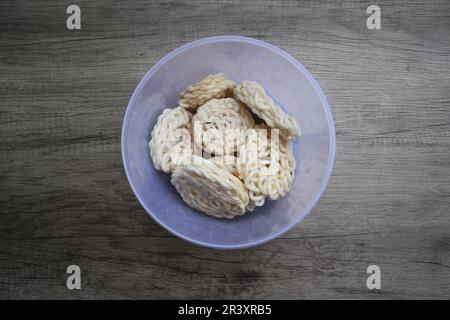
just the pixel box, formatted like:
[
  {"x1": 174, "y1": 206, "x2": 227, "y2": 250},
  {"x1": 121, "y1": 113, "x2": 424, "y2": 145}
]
[{"x1": 122, "y1": 36, "x2": 335, "y2": 249}]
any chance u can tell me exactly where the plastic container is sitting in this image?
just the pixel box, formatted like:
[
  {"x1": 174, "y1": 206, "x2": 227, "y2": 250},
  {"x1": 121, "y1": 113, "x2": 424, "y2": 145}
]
[{"x1": 122, "y1": 36, "x2": 335, "y2": 249}]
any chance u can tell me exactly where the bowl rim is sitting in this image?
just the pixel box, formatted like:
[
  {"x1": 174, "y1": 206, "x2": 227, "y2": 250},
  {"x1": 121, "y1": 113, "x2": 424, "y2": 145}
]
[{"x1": 121, "y1": 35, "x2": 336, "y2": 250}]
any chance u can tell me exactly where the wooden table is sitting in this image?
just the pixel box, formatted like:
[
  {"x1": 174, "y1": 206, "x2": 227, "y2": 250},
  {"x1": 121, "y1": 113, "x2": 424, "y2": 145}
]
[{"x1": 1, "y1": 0, "x2": 449, "y2": 299}]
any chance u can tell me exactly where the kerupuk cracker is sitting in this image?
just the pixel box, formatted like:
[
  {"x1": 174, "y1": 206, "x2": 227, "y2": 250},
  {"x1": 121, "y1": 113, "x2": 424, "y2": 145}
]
[
  {"x1": 236, "y1": 124, "x2": 296, "y2": 208},
  {"x1": 148, "y1": 74, "x2": 300, "y2": 219},
  {"x1": 234, "y1": 80, "x2": 300, "y2": 140},
  {"x1": 171, "y1": 156, "x2": 249, "y2": 219},
  {"x1": 179, "y1": 73, "x2": 236, "y2": 110},
  {"x1": 192, "y1": 98, "x2": 255, "y2": 155},
  {"x1": 149, "y1": 107, "x2": 193, "y2": 173}
]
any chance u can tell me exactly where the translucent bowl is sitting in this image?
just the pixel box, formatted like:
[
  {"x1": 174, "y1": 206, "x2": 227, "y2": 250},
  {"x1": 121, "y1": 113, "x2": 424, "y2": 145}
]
[{"x1": 122, "y1": 36, "x2": 335, "y2": 249}]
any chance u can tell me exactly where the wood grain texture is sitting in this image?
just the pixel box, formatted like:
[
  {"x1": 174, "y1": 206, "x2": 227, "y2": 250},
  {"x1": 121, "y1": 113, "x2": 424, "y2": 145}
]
[{"x1": 0, "y1": 0, "x2": 449, "y2": 299}]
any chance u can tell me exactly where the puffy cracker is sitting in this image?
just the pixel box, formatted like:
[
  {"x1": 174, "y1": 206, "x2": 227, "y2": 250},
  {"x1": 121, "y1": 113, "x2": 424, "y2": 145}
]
[
  {"x1": 236, "y1": 125, "x2": 296, "y2": 208},
  {"x1": 192, "y1": 98, "x2": 255, "y2": 155},
  {"x1": 149, "y1": 107, "x2": 193, "y2": 173},
  {"x1": 234, "y1": 80, "x2": 300, "y2": 140},
  {"x1": 179, "y1": 73, "x2": 236, "y2": 110},
  {"x1": 171, "y1": 156, "x2": 249, "y2": 219}
]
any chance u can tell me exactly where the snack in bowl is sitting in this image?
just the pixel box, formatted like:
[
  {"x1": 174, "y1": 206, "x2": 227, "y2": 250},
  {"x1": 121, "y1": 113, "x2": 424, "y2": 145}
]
[{"x1": 149, "y1": 74, "x2": 300, "y2": 218}]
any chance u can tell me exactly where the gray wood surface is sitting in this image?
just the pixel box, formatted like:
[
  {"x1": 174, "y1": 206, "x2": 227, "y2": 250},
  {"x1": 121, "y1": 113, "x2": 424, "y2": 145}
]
[{"x1": 1, "y1": 0, "x2": 449, "y2": 299}]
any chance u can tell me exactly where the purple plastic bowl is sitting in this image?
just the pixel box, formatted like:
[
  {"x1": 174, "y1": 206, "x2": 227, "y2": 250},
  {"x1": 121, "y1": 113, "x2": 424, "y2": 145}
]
[{"x1": 121, "y1": 36, "x2": 335, "y2": 249}]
